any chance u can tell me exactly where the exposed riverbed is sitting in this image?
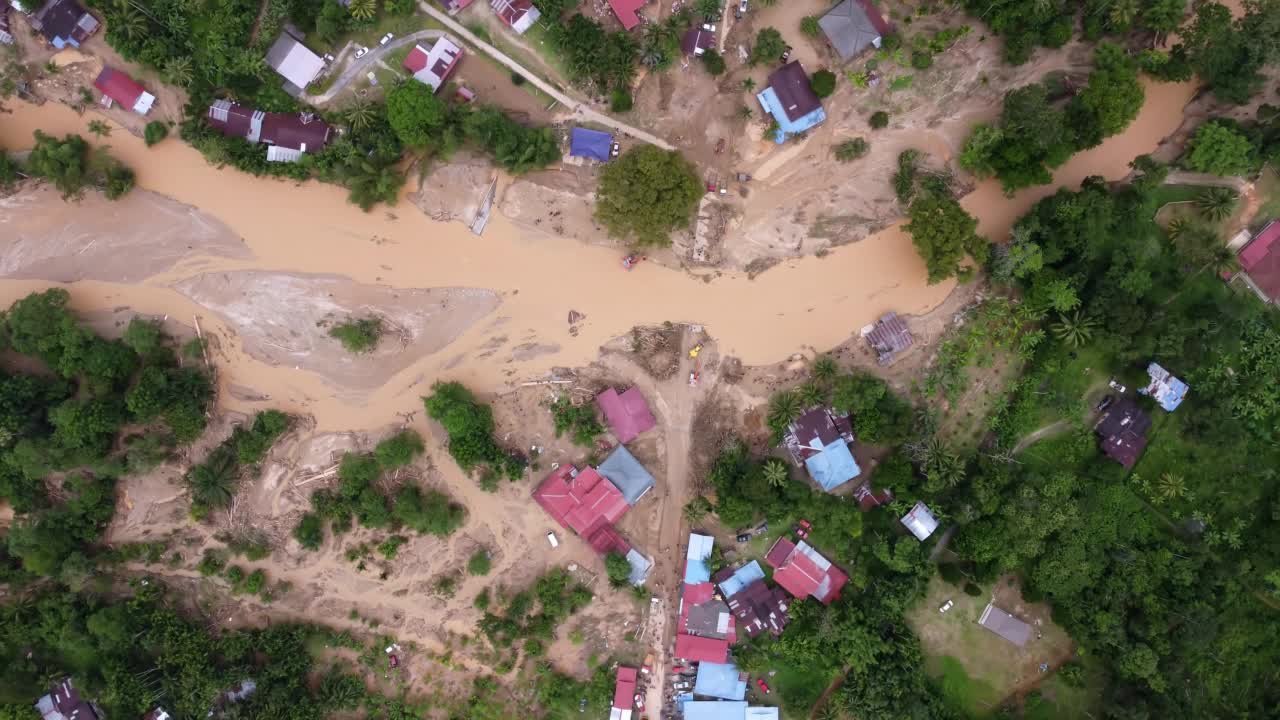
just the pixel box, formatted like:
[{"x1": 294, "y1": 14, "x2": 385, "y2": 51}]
[{"x1": 0, "y1": 77, "x2": 1195, "y2": 430}]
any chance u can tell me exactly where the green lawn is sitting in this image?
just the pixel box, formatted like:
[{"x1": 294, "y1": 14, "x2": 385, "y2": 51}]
[{"x1": 931, "y1": 655, "x2": 1001, "y2": 717}]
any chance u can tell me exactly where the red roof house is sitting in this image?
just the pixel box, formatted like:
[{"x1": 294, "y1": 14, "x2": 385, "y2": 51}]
[
  {"x1": 1239, "y1": 220, "x2": 1280, "y2": 302},
  {"x1": 533, "y1": 465, "x2": 630, "y2": 545},
  {"x1": 437, "y1": 0, "x2": 475, "y2": 10},
  {"x1": 613, "y1": 667, "x2": 638, "y2": 711},
  {"x1": 490, "y1": 0, "x2": 540, "y2": 34},
  {"x1": 206, "y1": 100, "x2": 332, "y2": 162},
  {"x1": 596, "y1": 387, "x2": 657, "y2": 443},
  {"x1": 93, "y1": 66, "x2": 154, "y2": 115},
  {"x1": 403, "y1": 37, "x2": 463, "y2": 92},
  {"x1": 607, "y1": 0, "x2": 646, "y2": 30},
  {"x1": 675, "y1": 633, "x2": 729, "y2": 663},
  {"x1": 765, "y1": 537, "x2": 848, "y2": 604}
]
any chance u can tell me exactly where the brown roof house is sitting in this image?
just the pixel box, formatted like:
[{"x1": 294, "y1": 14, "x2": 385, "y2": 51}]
[
  {"x1": 35, "y1": 678, "x2": 100, "y2": 720},
  {"x1": 681, "y1": 27, "x2": 715, "y2": 56},
  {"x1": 1093, "y1": 397, "x2": 1151, "y2": 469},
  {"x1": 782, "y1": 406, "x2": 860, "y2": 492},
  {"x1": 756, "y1": 60, "x2": 827, "y2": 143},
  {"x1": 714, "y1": 560, "x2": 790, "y2": 637},
  {"x1": 206, "y1": 99, "x2": 333, "y2": 162},
  {"x1": 25, "y1": 0, "x2": 99, "y2": 49}
]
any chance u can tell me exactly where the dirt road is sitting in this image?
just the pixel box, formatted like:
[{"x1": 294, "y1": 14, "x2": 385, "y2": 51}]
[{"x1": 311, "y1": 30, "x2": 446, "y2": 105}]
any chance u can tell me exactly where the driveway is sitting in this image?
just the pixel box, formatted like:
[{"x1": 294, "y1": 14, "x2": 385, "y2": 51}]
[{"x1": 311, "y1": 29, "x2": 445, "y2": 105}]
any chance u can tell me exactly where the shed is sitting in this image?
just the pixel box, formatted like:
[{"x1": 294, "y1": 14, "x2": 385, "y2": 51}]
[
  {"x1": 569, "y1": 127, "x2": 614, "y2": 162},
  {"x1": 862, "y1": 311, "x2": 914, "y2": 365},
  {"x1": 756, "y1": 61, "x2": 826, "y2": 143},
  {"x1": 818, "y1": 0, "x2": 891, "y2": 61},
  {"x1": 597, "y1": 445, "x2": 656, "y2": 505},
  {"x1": 978, "y1": 603, "x2": 1032, "y2": 646},
  {"x1": 93, "y1": 66, "x2": 154, "y2": 115},
  {"x1": 900, "y1": 501, "x2": 939, "y2": 541},
  {"x1": 265, "y1": 32, "x2": 325, "y2": 90},
  {"x1": 625, "y1": 548, "x2": 652, "y2": 585},
  {"x1": 596, "y1": 386, "x2": 656, "y2": 441},
  {"x1": 1139, "y1": 362, "x2": 1188, "y2": 412},
  {"x1": 694, "y1": 662, "x2": 747, "y2": 700}
]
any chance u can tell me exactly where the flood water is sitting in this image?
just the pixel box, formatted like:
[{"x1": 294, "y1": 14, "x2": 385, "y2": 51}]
[{"x1": 0, "y1": 77, "x2": 1196, "y2": 429}]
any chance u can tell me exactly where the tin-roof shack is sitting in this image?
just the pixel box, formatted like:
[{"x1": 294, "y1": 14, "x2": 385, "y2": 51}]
[
  {"x1": 206, "y1": 100, "x2": 333, "y2": 162},
  {"x1": 977, "y1": 603, "x2": 1032, "y2": 646},
  {"x1": 681, "y1": 27, "x2": 715, "y2": 56},
  {"x1": 1093, "y1": 397, "x2": 1151, "y2": 469},
  {"x1": 756, "y1": 61, "x2": 826, "y2": 143},
  {"x1": 265, "y1": 31, "x2": 325, "y2": 90},
  {"x1": 1139, "y1": 362, "x2": 1188, "y2": 412},
  {"x1": 596, "y1": 386, "x2": 656, "y2": 442},
  {"x1": 853, "y1": 482, "x2": 893, "y2": 510},
  {"x1": 764, "y1": 537, "x2": 848, "y2": 604},
  {"x1": 35, "y1": 678, "x2": 99, "y2": 720},
  {"x1": 607, "y1": 0, "x2": 646, "y2": 30},
  {"x1": 27, "y1": 0, "x2": 98, "y2": 48},
  {"x1": 900, "y1": 501, "x2": 939, "y2": 541},
  {"x1": 93, "y1": 66, "x2": 155, "y2": 115},
  {"x1": 490, "y1": 0, "x2": 539, "y2": 34},
  {"x1": 818, "y1": 0, "x2": 891, "y2": 61},
  {"x1": 404, "y1": 37, "x2": 463, "y2": 92},
  {"x1": 862, "y1": 311, "x2": 914, "y2": 365}
]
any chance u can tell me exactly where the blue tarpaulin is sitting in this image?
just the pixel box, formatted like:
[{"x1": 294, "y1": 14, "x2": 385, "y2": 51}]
[
  {"x1": 717, "y1": 560, "x2": 765, "y2": 599},
  {"x1": 694, "y1": 662, "x2": 747, "y2": 700},
  {"x1": 570, "y1": 127, "x2": 613, "y2": 161}
]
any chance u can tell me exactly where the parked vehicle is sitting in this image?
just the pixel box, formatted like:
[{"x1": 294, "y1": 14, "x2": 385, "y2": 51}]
[
  {"x1": 642, "y1": 653, "x2": 655, "y2": 674},
  {"x1": 354, "y1": 45, "x2": 369, "y2": 59},
  {"x1": 547, "y1": 531, "x2": 560, "y2": 548},
  {"x1": 1096, "y1": 395, "x2": 1115, "y2": 412},
  {"x1": 611, "y1": 140, "x2": 621, "y2": 157},
  {"x1": 701, "y1": 22, "x2": 717, "y2": 32},
  {"x1": 754, "y1": 521, "x2": 768, "y2": 536},
  {"x1": 674, "y1": 681, "x2": 692, "y2": 692},
  {"x1": 379, "y1": 32, "x2": 394, "y2": 45},
  {"x1": 939, "y1": 599, "x2": 954, "y2": 614},
  {"x1": 736, "y1": 0, "x2": 748, "y2": 17},
  {"x1": 634, "y1": 694, "x2": 645, "y2": 711},
  {"x1": 736, "y1": 533, "x2": 752, "y2": 543},
  {"x1": 780, "y1": 46, "x2": 792, "y2": 63},
  {"x1": 323, "y1": 53, "x2": 335, "y2": 63},
  {"x1": 1108, "y1": 378, "x2": 1126, "y2": 393},
  {"x1": 736, "y1": 172, "x2": 752, "y2": 182},
  {"x1": 578, "y1": 697, "x2": 587, "y2": 713},
  {"x1": 756, "y1": 678, "x2": 771, "y2": 694}
]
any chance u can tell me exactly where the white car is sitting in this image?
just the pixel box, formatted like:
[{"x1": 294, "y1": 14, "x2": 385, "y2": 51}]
[
  {"x1": 737, "y1": 0, "x2": 748, "y2": 14},
  {"x1": 939, "y1": 599, "x2": 954, "y2": 614},
  {"x1": 380, "y1": 32, "x2": 394, "y2": 45},
  {"x1": 1108, "y1": 378, "x2": 1127, "y2": 393},
  {"x1": 354, "y1": 45, "x2": 369, "y2": 59},
  {"x1": 701, "y1": 22, "x2": 717, "y2": 32}
]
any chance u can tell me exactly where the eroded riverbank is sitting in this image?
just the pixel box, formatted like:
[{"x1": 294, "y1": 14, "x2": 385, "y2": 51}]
[{"x1": 0, "y1": 77, "x2": 1195, "y2": 430}]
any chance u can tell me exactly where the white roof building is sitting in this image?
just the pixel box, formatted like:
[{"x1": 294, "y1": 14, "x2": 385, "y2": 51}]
[{"x1": 900, "y1": 501, "x2": 939, "y2": 541}]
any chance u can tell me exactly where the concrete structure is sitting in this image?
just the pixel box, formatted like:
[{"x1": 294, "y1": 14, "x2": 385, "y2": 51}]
[
  {"x1": 403, "y1": 36, "x2": 463, "y2": 92},
  {"x1": 765, "y1": 537, "x2": 848, "y2": 604},
  {"x1": 900, "y1": 501, "x2": 939, "y2": 541},
  {"x1": 757, "y1": 60, "x2": 826, "y2": 143},
  {"x1": 1139, "y1": 362, "x2": 1189, "y2": 412},
  {"x1": 978, "y1": 603, "x2": 1032, "y2": 646},
  {"x1": 818, "y1": 0, "x2": 891, "y2": 61}
]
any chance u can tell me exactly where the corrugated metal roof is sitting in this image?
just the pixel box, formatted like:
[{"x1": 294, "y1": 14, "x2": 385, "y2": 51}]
[
  {"x1": 675, "y1": 634, "x2": 728, "y2": 663},
  {"x1": 685, "y1": 533, "x2": 714, "y2": 583},
  {"x1": 694, "y1": 662, "x2": 747, "y2": 700},
  {"x1": 864, "y1": 311, "x2": 914, "y2": 364},
  {"x1": 266, "y1": 33, "x2": 324, "y2": 89},
  {"x1": 683, "y1": 701, "x2": 747, "y2": 720},
  {"x1": 978, "y1": 603, "x2": 1032, "y2": 646},
  {"x1": 717, "y1": 560, "x2": 765, "y2": 599},
  {"x1": 597, "y1": 445, "x2": 655, "y2": 505},
  {"x1": 1140, "y1": 362, "x2": 1189, "y2": 412},
  {"x1": 900, "y1": 501, "x2": 939, "y2": 541},
  {"x1": 818, "y1": 0, "x2": 890, "y2": 61},
  {"x1": 802, "y1": 438, "x2": 861, "y2": 492}
]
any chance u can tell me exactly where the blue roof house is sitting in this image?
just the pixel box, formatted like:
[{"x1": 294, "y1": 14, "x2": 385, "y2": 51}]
[
  {"x1": 804, "y1": 439, "x2": 861, "y2": 492},
  {"x1": 1139, "y1": 362, "x2": 1189, "y2": 412},
  {"x1": 685, "y1": 533, "x2": 715, "y2": 584},
  {"x1": 717, "y1": 560, "x2": 766, "y2": 598},
  {"x1": 597, "y1": 445, "x2": 656, "y2": 505},
  {"x1": 569, "y1": 127, "x2": 613, "y2": 161},
  {"x1": 685, "y1": 701, "x2": 748, "y2": 720},
  {"x1": 694, "y1": 662, "x2": 747, "y2": 701},
  {"x1": 757, "y1": 61, "x2": 826, "y2": 143}
]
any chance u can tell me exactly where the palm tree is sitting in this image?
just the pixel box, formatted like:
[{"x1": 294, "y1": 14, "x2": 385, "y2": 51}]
[
  {"x1": 344, "y1": 98, "x2": 377, "y2": 132},
  {"x1": 811, "y1": 354, "x2": 838, "y2": 385},
  {"x1": 742, "y1": 77, "x2": 756, "y2": 91},
  {"x1": 1108, "y1": 0, "x2": 1138, "y2": 29},
  {"x1": 800, "y1": 16, "x2": 822, "y2": 37},
  {"x1": 1051, "y1": 310, "x2": 1098, "y2": 348},
  {"x1": 797, "y1": 382, "x2": 825, "y2": 408},
  {"x1": 1208, "y1": 246, "x2": 1235, "y2": 275},
  {"x1": 87, "y1": 120, "x2": 111, "y2": 137},
  {"x1": 114, "y1": 6, "x2": 147, "y2": 41},
  {"x1": 1166, "y1": 217, "x2": 1189, "y2": 241},
  {"x1": 817, "y1": 703, "x2": 842, "y2": 720},
  {"x1": 187, "y1": 447, "x2": 240, "y2": 511},
  {"x1": 164, "y1": 56, "x2": 193, "y2": 87},
  {"x1": 737, "y1": 105, "x2": 753, "y2": 120},
  {"x1": 348, "y1": 0, "x2": 376, "y2": 21},
  {"x1": 763, "y1": 459, "x2": 789, "y2": 488},
  {"x1": 1156, "y1": 473, "x2": 1186, "y2": 503},
  {"x1": 1195, "y1": 187, "x2": 1238, "y2": 222},
  {"x1": 767, "y1": 390, "x2": 803, "y2": 433}
]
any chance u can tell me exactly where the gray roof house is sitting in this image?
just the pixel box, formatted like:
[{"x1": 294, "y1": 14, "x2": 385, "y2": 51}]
[
  {"x1": 977, "y1": 603, "x2": 1032, "y2": 646},
  {"x1": 597, "y1": 445, "x2": 656, "y2": 505},
  {"x1": 818, "y1": 0, "x2": 892, "y2": 62},
  {"x1": 863, "y1": 311, "x2": 914, "y2": 365},
  {"x1": 900, "y1": 501, "x2": 939, "y2": 541},
  {"x1": 266, "y1": 32, "x2": 325, "y2": 91}
]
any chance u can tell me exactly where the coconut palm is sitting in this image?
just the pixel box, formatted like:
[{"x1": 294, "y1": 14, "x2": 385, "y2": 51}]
[
  {"x1": 737, "y1": 105, "x2": 753, "y2": 120},
  {"x1": 1051, "y1": 310, "x2": 1099, "y2": 348},
  {"x1": 187, "y1": 447, "x2": 240, "y2": 511},
  {"x1": 348, "y1": 0, "x2": 376, "y2": 21},
  {"x1": 767, "y1": 390, "x2": 803, "y2": 433},
  {"x1": 1108, "y1": 0, "x2": 1138, "y2": 29},
  {"x1": 1209, "y1": 246, "x2": 1236, "y2": 274},
  {"x1": 1166, "y1": 217, "x2": 1189, "y2": 241},
  {"x1": 811, "y1": 354, "x2": 838, "y2": 385},
  {"x1": 113, "y1": 6, "x2": 147, "y2": 41},
  {"x1": 344, "y1": 98, "x2": 377, "y2": 132},
  {"x1": 742, "y1": 77, "x2": 756, "y2": 91},
  {"x1": 797, "y1": 382, "x2": 825, "y2": 408},
  {"x1": 164, "y1": 56, "x2": 193, "y2": 87},
  {"x1": 87, "y1": 120, "x2": 111, "y2": 137},
  {"x1": 763, "y1": 459, "x2": 789, "y2": 488},
  {"x1": 1195, "y1": 186, "x2": 1238, "y2": 222},
  {"x1": 817, "y1": 703, "x2": 842, "y2": 720},
  {"x1": 1156, "y1": 473, "x2": 1186, "y2": 503}
]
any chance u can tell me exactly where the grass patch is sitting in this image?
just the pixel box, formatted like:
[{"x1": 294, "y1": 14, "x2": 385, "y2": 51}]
[
  {"x1": 930, "y1": 655, "x2": 1001, "y2": 715},
  {"x1": 769, "y1": 664, "x2": 832, "y2": 717},
  {"x1": 1251, "y1": 165, "x2": 1280, "y2": 231}
]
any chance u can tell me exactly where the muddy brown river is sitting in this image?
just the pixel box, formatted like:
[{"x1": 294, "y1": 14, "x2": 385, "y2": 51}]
[{"x1": 0, "y1": 78, "x2": 1195, "y2": 430}]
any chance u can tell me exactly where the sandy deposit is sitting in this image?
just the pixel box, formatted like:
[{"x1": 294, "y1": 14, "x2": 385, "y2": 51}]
[
  {"x1": 410, "y1": 151, "x2": 497, "y2": 224},
  {"x1": 170, "y1": 271, "x2": 501, "y2": 393},
  {"x1": 0, "y1": 185, "x2": 251, "y2": 282}
]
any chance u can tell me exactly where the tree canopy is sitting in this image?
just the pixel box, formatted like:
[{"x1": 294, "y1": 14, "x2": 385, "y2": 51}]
[
  {"x1": 595, "y1": 145, "x2": 703, "y2": 246},
  {"x1": 904, "y1": 194, "x2": 989, "y2": 283}
]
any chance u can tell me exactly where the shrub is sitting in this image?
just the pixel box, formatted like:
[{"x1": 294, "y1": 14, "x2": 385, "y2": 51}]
[
  {"x1": 701, "y1": 49, "x2": 726, "y2": 75},
  {"x1": 144, "y1": 121, "x2": 169, "y2": 147},
  {"x1": 834, "y1": 137, "x2": 869, "y2": 162},
  {"x1": 605, "y1": 552, "x2": 632, "y2": 587},
  {"x1": 374, "y1": 429, "x2": 425, "y2": 469},
  {"x1": 378, "y1": 535, "x2": 408, "y2": 559},
  {"x1": 474, "y1": 587, "x2": 491, "y2": 610},
  {"x1": 800, "y1": 16, "x2": 821, "y2": 37},
  {"x1": 939, "y1": 563, "x2": 965, "y2": 585},
  {"x1": 293, "y1": 513, "x2": 324, "y2": 550},
  {"x1": 197, "y1": 549, "x2": 226, "y2": 576},
  {"x1": 963, "y1": 582, "x2": 983, "y2": 596},
  {"x1": 869, "y1": 111, "x2": 890, "y2": 129},
  {"x1": 610, "y1": 88, "x2": 633, "y2": 112},
  {"x1": 511, "y1": 72, "x2": 526, "y2": 85},
  {"x1": 328, "y1": 317, "x2": 383, "y2": 353},
  {"x1": 1182, "y1": 120, "x2": 1256, "y2": 177},
  {"x1": 809, "y1": 69, "x2": 837, "y2": 97},
  {"x1": 550, "y1": 397, "x2": 604, "y2": 447},
  {"x1": 468, "y1": 549, "x2": 493, "y2": 576},
  {"x1": 911, "y1": 50, "x2": 934, "y2": 69}
]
